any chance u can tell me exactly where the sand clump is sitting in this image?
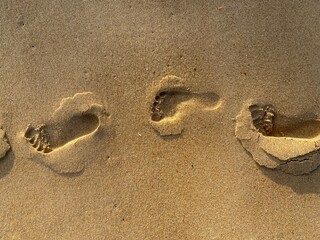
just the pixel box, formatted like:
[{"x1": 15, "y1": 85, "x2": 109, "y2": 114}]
[
  {"x1": 235, "y1": 100, "x2": 320, "y2": 175},
  {"x1": 0, "y1": 128, "x2": 10, "y2": 160}
]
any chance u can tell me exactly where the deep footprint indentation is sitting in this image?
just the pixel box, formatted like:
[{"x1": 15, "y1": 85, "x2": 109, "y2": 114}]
[
  {"x1": 24, "y1": 124, "x2": 52, "y2": 153},
  {"x1": 249, "y1": 104, "x2": 275, "y2": 135},
  {"x1": 236, "y1": 101, "x2": 320, "y2": 175},
  {"x1": 23, "y1": 92, "x2": 111, "y2": 174},
  {"x1": 249, "y1": 104, "x2": 320, "y2": 139},
  {"x1": 149, "y1": 75, "x2": 221, "y2": 136}
]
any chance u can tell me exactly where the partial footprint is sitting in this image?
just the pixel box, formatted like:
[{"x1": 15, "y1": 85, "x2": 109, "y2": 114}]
[
  {"x1": 236, "y1": 100, "x2": 320, "y2": 175},
  {"x1": 23, "y1": 92, "x2": 111, "y2": 174},
  {"x1": 149, "y1": 75, "x2": 221, "y2": 136},
  {"x1": 0, "y1": 128, "x2": 10, "y2": 160}
]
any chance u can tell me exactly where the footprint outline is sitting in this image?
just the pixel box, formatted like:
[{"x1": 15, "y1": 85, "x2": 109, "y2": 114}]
[
  {"x1": 148, "y1": 75, "x2": 222, "y2": 136},
  {"x1": 235, "y1": 100, "x2": 320, "y2": 175},
  {"x1": 23, "y1": 92, "x2": 112, "y2": 174}
]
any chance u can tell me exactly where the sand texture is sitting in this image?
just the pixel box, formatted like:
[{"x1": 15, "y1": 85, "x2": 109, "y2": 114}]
[{"x1": 1, "y1": 0, "x2": 320, "y2": 239}]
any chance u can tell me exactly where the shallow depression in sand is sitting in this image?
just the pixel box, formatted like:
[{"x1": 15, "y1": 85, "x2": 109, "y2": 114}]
[
  {"x1": 23, "y1": 92, "x2": 110, "y2": 174},
  {"x1": 151, "y1": 90, "x2": 220, "y2": 122},
  {"x1": 44, "y1": 113, "x2": 100, "y2": 149},
  {"x1": 149, "y1": 75, "x2": 222, "y2": 136}
]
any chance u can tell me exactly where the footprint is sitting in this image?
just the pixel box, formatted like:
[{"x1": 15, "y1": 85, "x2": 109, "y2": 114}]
[
  {"x1": 23, "y1": 92, "x2": 111, "y2": 174},
  {"x1": 235, "y1": 100, "x2": 320, "y2": 175},
  {"x1": 149, "y1": 75, "x2": 221, "y2": 136},
  {"x1": 0, "y1": 128, "x2": 10, "y2": 160}
]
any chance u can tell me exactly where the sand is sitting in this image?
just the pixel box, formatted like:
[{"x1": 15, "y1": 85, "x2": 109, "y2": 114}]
[{"x1": 1, "y1": 0, "x2": 320, "y2": 239}]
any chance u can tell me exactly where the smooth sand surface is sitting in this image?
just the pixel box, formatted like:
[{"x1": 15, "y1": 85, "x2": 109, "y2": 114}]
[{"x1": 1, "y1": 1, "x2": 320, "y2": 239}]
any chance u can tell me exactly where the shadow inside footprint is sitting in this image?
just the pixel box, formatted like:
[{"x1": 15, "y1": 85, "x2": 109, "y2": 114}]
[
  {"x1": 149, "y1": 75, "x2": 221, "y2": 136},
  {"x1": 272, "y1": 117, "x2": 320, "y2": 139}
]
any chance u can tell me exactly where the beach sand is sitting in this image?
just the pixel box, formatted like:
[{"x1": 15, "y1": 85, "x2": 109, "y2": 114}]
[{"x1": 1, "y1": 1, "x2": 320, "y2": 239}]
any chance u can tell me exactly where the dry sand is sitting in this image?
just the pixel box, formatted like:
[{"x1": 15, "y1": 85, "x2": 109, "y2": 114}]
[{"x1": 1, "y1": 0, "x2": 320, "y2": 239}]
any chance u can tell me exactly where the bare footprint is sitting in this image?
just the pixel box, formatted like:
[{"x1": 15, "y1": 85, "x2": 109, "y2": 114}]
[
  {"x1": 236, "y1": 100, "x2": 320, "y2": 175},
  {"x1": 149, "y1": 75, "x2": 222, "y2": 136},
  {"x1": 0, "y1": 128, "x2": 10, "y2": 160},
  {"x1": 23, "y1": 92, "x2": 111, "y2": 174}
]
